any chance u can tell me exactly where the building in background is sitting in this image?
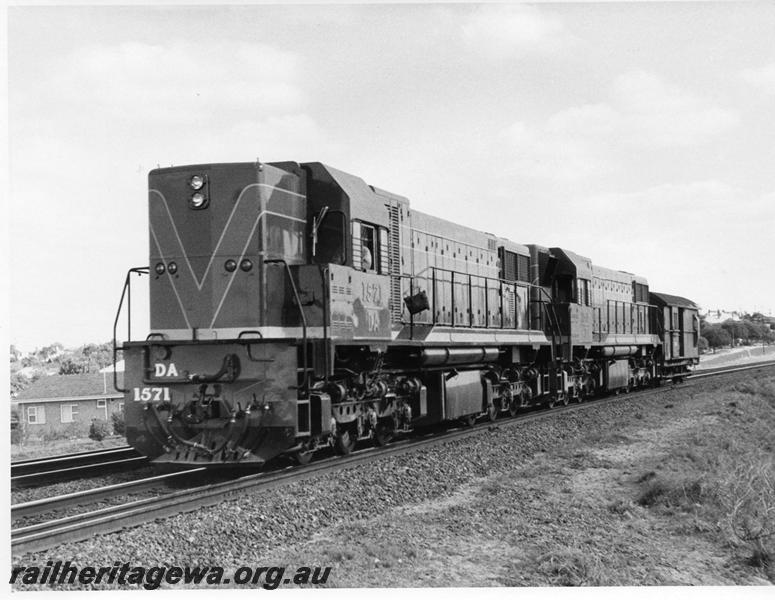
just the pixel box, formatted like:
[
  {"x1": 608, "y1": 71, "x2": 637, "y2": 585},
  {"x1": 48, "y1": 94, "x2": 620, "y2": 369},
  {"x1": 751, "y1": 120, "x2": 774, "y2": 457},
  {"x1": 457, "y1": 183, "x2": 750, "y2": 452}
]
[{"x1": 13, "y1": 363, "x2": 124, "y2": 438}]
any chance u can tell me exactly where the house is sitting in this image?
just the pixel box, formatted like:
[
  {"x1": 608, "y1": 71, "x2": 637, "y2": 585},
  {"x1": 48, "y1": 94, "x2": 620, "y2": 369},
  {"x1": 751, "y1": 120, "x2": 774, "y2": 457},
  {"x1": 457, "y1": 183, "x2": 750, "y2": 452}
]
[{"x1": 13, "y1": 365, "x2": 125, "y2": 438}]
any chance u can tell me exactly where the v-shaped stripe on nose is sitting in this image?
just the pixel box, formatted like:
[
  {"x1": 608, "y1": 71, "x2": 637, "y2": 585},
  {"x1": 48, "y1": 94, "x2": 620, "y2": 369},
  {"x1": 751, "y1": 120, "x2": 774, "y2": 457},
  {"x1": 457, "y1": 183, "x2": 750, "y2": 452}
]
[{"x1": 149, "y1": 182, "x2": 307, "y2": 332}]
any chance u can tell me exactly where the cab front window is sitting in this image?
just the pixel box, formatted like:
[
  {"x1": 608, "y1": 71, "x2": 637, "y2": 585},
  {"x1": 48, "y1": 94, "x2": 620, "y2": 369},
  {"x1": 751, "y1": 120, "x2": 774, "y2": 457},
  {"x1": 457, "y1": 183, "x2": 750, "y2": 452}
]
[
  {"x1": 312, "y1": 209, "x2": 346, "y2": 265},
  {"x1": 266, "y1": 215, "x2": 305, "y2": 264}
]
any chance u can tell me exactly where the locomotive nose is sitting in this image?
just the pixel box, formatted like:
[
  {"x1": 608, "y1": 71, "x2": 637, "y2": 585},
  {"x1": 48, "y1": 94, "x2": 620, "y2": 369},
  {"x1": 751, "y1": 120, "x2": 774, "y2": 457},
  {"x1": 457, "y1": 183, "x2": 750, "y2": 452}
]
[{"x1": 147, "y1": 163, "x2": 306, "y2": 338}]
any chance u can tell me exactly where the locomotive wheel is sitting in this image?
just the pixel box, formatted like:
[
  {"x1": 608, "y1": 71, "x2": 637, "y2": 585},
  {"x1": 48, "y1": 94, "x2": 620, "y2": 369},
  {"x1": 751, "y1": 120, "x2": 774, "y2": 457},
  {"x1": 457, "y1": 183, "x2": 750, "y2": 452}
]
[
  {"x1": 373, "y1": 423, "x2": 393, "y2": 446},
  {"x1": 294, "y1": 449, "x2": 315, "y2": 465},
  {"x1": 487, "y1": 401, "x2": 499, "y2": 422},
  {"x1": 560, "y1": 392, "x2": 570, "y2": 406},
  {"x1": 335, "y1": 429, "x2": 355, "y2": 455},
  {"x1": 508, "y1": 401, "x2": 519, "y2": 417}
]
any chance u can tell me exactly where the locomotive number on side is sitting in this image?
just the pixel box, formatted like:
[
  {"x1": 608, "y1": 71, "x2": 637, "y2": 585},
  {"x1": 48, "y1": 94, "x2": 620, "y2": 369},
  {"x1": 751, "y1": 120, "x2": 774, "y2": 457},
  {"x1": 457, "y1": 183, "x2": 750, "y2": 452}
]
[{"x1": 133, "y1": 387, "x2": 171, "y2": 402}]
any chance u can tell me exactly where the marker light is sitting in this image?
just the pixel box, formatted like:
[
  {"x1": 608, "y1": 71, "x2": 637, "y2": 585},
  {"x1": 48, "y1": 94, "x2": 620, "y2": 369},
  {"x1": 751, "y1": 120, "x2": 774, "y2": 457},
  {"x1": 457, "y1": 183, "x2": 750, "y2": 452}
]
[
  {"x1": 190, "y1": 192, "x2": 207, "y2": 208},
  {"x1": 189, "y1": 175, "x2": 205, "y2": 190},
  {"x1": 240, "y1": 259, "x2": 253, "y2": 272},
  {"x1": 224, "y1": 259, "x2": 237, "y2": 272},
  {"x1": 167, "y1": 262, "x2": 178, "y2": 275},
  {"x1": 155, "y1": 262, "x2": 166, "y2": 275}
]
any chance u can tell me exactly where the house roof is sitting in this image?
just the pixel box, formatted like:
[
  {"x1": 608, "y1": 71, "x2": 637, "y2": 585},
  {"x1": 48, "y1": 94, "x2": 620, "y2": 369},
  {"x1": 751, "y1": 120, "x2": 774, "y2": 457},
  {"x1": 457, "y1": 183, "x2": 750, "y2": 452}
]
[{"x1": 14, "y1": 373, "x2": 123, "y2": 403}]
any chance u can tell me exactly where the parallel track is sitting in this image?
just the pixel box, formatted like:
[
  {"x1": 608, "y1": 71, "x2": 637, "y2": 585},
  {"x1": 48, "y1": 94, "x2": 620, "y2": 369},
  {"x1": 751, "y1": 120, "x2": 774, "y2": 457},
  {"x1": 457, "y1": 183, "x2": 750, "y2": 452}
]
[
  {"x1": 12, "y1": 360, "x2": 775, "y2": 555},
  {"x1": 12, "y1": 467, "x2": 206, "y2": 521},
  {"x1": 690, "y1": 359, "x2": 775, "y2": 377},
  {"x1": 11, "y1": 447, "x2": 146, "y2": 489}
]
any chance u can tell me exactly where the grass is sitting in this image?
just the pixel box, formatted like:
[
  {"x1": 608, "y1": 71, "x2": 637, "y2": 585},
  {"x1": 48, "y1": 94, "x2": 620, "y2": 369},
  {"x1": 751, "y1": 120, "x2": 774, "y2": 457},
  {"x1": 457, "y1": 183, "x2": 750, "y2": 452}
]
[
  {"x1": 11, "y1": 434, "x2": 126, "y2": 460},
  {"x1": 632, "y1": 376, "x2": 775, "y2": 581},
  {"x1": 534, "y1": 545, "x2": 606, "y2": 586},
  {"x1": 719, "y1": 457, "x2": 775, "y2": 570}
]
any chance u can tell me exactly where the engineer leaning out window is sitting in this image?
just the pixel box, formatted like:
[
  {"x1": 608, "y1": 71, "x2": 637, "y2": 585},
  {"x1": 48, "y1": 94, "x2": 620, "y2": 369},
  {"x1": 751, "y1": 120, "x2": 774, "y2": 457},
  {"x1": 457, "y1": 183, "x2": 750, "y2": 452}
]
[{"x1": 361, "y1": 246, "x2": 373, "y2": 270}]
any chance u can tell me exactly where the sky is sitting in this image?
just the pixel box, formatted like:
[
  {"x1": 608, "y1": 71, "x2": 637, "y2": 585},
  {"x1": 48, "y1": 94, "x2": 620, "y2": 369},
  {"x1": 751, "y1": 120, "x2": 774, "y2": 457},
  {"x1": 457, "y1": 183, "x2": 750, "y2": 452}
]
[{"x1": 5, "y1": 1, "x2": 775, "y2": 352}]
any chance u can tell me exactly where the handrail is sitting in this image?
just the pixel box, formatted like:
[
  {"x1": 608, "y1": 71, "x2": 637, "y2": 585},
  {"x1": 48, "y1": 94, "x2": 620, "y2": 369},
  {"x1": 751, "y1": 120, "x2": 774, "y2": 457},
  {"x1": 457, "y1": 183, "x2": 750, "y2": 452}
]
[
  {"x1": 534, "y1": 287, "x2": 560, "y2": 363},
  {"x1": 393, "y1": 267, "x2": 548, "y2": 332},
  {"x1": 264, "y1": 259, "x2": 309, "y2": 397},
  {"x1": 112, "y1": 267, "x2": 149, "y2": 393}
]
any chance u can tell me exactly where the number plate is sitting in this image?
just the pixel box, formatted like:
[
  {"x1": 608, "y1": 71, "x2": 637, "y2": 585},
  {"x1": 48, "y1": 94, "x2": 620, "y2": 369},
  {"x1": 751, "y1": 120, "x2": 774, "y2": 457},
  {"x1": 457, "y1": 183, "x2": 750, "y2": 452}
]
[{"x1": 132, "y1": 387, "x2": 171, "y2": 402}]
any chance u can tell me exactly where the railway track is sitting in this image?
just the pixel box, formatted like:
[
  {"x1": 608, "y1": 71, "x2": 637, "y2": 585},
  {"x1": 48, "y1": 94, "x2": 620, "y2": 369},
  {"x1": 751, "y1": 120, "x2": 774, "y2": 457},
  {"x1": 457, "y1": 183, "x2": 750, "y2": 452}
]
[
  {"x1": 11, "y1": 467, "x2": 207, "y2": 522},
  {"x1": 11, "y1": 446, "x2": 146, "y2": 489},
  {"x1": 690, "y1": 359, "x2": 775, "y2": 377},
  {"x1": 12, "y1": 360, "x2": 775, "y2": 555}
]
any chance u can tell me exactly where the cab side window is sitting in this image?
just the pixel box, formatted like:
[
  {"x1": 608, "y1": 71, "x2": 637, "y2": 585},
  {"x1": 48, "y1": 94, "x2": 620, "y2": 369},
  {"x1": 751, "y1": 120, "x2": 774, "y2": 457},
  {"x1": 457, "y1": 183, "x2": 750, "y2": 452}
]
[
  {"x1": 353, "y1": 220, "x2": 387, "y2": 273},
  {"x1": 361, "y1": 224, "x2": 376, "y2": 270}
]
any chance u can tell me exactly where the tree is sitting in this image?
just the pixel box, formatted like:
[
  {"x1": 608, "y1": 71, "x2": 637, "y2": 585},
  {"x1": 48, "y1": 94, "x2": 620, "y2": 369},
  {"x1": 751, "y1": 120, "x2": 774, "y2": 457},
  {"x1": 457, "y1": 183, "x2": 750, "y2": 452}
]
[
  {"x1": 721, "y1": 320, "x2": 745, "y2": 345},
  {"x1": 67, "y1": 342, "x2": 114, "y2": 373},
  {"x1": 10, "y1": 371, "x2": 32, "y2": 396},
  {"x1": 702, "y1": 324, "x2": 732, "y2": 349},
  {"x1": 58, "y1": 358, "x2": 86, "y2": 375},
  {"x1": 36, "y1": 343, "x2": 64, "y2": 363}
]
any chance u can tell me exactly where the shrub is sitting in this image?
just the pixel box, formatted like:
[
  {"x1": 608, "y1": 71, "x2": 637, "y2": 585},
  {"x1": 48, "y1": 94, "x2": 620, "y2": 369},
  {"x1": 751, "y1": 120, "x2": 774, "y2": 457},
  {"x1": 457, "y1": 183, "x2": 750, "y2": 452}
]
[
  {"x1": 111, "y1": 410, "x2": 126, "y2": 436},
  {"x1": 89, "y1": 419, "x2": 111, "y2": 441},
  {"x1": 536, "y1": 547, "x2": 604, "y2": 586},
  {"x1": 636, "y1": 474, "x2": 707, "y2": 508},
  {"x1": 42, "y1": 422, "x2": 87, "y2": 441}
]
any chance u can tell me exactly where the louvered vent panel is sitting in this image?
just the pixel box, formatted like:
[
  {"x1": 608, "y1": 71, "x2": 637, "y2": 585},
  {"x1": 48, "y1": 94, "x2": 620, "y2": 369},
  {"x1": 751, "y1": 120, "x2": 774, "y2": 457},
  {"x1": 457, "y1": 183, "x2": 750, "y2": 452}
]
[
  {"x1": 352, "y1": 221, "x2": 362, "y2": 269},
  {"x1": 516, "y1": 254, "x2": 529, "y2": 283},
  {"x1": 504, "y1": 251, "x2": 518, "y2": 281},
  {"x1": 387, "y1": 203, "x2": 402, "y2": 322}
]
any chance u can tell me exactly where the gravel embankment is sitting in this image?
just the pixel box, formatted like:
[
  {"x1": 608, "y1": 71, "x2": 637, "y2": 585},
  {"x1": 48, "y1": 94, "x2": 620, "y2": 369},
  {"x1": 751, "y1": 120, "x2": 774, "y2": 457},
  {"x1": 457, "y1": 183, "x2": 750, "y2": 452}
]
[{"x1": 11, "y1": 374, "x2": 761, "y2": 589}]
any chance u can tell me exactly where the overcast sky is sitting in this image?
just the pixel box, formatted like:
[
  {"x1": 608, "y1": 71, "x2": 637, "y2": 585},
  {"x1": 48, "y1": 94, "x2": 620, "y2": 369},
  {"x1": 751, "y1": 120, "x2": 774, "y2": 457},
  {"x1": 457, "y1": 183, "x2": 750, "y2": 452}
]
[{"x1": 6, "y1": 2, "x2": 775, "y2": 352}]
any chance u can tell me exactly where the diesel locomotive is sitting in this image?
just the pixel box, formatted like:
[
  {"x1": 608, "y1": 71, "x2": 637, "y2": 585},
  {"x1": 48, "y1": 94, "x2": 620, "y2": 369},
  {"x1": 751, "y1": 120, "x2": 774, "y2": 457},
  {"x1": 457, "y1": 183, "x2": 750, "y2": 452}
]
[{"x1": 114, "y1": 160, "x2": 700, "y2": 466}]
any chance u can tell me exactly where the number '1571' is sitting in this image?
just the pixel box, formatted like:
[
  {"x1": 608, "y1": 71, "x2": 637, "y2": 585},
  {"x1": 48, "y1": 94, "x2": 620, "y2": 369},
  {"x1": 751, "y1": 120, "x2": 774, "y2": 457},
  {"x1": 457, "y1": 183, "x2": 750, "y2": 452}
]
[{"x1": 133, "y1": 387, "x2": 171, "y2": 402}]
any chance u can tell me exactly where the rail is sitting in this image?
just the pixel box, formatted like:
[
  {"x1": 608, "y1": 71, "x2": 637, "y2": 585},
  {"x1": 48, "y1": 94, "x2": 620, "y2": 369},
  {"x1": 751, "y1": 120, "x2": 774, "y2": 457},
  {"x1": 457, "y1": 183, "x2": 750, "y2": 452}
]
[
  {"x1": 11, "y1": 447, "x2": 146, "y2": 489},
  {"x1": 112, "y1": 267, "x2": 149, "y2": 393},
  {"x1": 12, "y1": 467, "x2": 204, "y2": 521}
]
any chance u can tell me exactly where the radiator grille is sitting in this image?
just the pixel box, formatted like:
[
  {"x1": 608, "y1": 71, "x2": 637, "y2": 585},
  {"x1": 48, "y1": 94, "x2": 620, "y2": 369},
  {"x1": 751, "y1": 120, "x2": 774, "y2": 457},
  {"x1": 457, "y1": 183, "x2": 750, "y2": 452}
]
[{"x1": 517, "y1": 254, "x2": 530, "y2": 283}]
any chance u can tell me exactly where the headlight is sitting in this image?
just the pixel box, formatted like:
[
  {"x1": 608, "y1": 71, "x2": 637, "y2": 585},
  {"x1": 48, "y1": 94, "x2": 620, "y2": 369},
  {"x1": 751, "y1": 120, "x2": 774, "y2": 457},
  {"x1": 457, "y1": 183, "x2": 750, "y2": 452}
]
[
  {"x1": 154, "y1": 262, "x2": 166, "y2": 275},
  {"x1": 190, "y1": 192, "x2": 207, "y2": 208},
  {"x1": 167, "y1": 262, "x2": 178, "y2": 275},
  {"x1": 240, "y1": 259, "x2": 253, "y2": 272},
  {"x1": 224, "y1": 259, "x2": 237, "y2": 272},
  {"x1": 189, "y1": 175, "x2": 205, "y2": 190}
]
